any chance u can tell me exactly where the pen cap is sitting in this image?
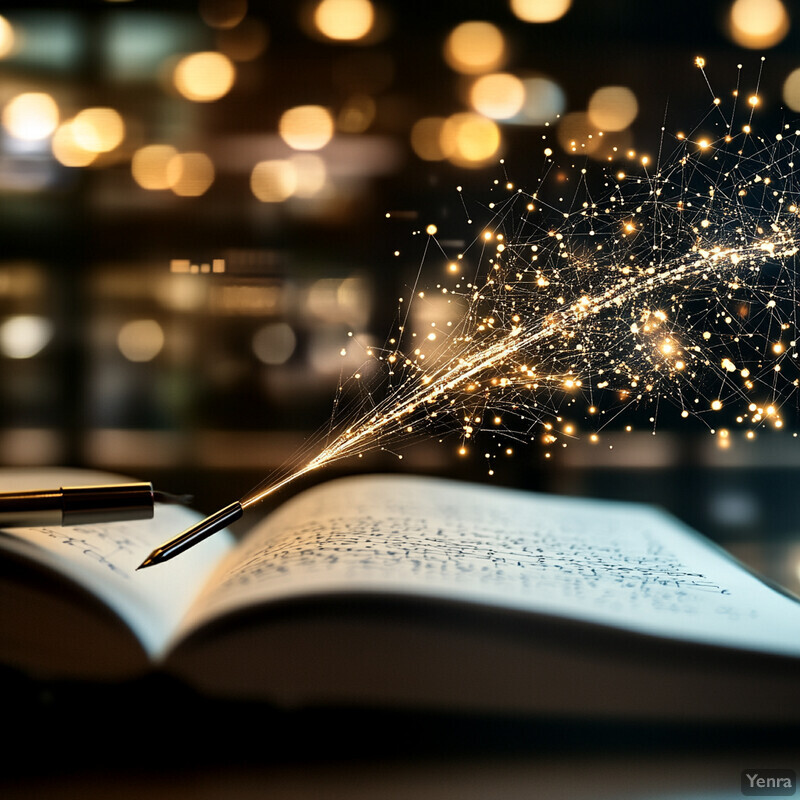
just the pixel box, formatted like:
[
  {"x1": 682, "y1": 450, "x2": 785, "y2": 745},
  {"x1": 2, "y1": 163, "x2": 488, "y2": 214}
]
[{"x1": 61, "y1": 483, "x2": 155, "y2": 525}]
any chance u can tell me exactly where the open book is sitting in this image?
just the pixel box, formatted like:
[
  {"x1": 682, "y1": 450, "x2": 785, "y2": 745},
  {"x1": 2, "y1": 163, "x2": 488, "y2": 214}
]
[{"x1": 2, "y1": 466, "x2": 800, "y2": 722}]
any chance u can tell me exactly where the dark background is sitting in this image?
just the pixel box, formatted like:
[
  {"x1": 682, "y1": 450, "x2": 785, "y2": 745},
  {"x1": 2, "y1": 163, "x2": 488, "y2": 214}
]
[{"x1": 0, "y1": 0, "x2": 799, "y2": 592}]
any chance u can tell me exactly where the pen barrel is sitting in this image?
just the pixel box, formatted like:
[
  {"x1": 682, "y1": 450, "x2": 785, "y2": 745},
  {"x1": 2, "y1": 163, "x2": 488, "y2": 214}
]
[
  {"x1": 61, "y1": 483, "x2": 154, "y2": 525},
  {"x1": 0, "y1": 491, "x2": 62, "y2": 526},
  {"x1": 0, "y1": 483, "x2": 155, "y2": 527}
]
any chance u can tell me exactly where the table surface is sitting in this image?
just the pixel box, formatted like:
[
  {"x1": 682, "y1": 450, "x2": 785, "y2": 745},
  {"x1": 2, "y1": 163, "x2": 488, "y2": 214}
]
[{"x1": 2, "y1": 669, "x2": 799, "y2": 799}]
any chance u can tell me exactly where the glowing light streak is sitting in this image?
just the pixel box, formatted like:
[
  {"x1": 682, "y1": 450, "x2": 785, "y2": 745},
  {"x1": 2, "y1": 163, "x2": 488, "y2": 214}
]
[{"x1": 239, "y1": 61, "x2": 800, "y2": 509}]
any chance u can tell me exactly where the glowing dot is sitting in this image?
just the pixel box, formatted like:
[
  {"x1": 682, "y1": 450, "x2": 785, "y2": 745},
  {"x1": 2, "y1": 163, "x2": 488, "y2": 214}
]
[
  {"x1": 748, "y1": 94, "x2": 759, "y2": 106},
  {"x1": 166, "y1": 152, "x2": 215, "y2": 196},
  {"x1": 117, "y1": 320, "x2": 164, "y2": 362},
  {"x1": 173, "y1": 52, "x2": 236, "y2": 102},
  {"x1": 773, "y1": 342, "x2": 784, "y2": 354},
  {"x1": 279, "y1": 105, "x2": 334, "y2": 151},
  {"x1": 314, "y1": 0, "x2": 375, "y2": 41},
  {"x1": 426, "y1": 224, "x2": 438, "y2": 235},
  {"x1": 557, "y1": 111, "x2": 601, "y2": 155},
  {"x1": 695, "y1": 56, "x2": 706, "y2": 68},
  {"x1": 711, "y1": 399, "x2": 723, "y2": 411},
  {"x1": 443, "y1": 21, "x2": 506, "y2": 75},
  {"x1": 587, "y1": 85, "x2": 638, "y2": 132},
  {"x1": 72, "y1": 107, "x2": 125, "y2": 153},
  {"x1": 131, "y1": 144, "x2": 179, "y2": 190},
  {"x1": 469, "y1": 72, "x2": 525, "y2": 119},
  {"x1": 2, "y1": 93, "x2": 59, "y2": 141},
  {"x1": 250, "y1": 159, "x2": 297, "y2": 202}
]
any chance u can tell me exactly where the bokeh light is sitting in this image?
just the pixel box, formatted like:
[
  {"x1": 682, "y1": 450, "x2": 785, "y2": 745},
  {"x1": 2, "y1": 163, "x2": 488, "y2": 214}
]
[
  {"x1": 314, "y1": 0, "x2": 375, "y2": 41},
  {"x1": 587, "y1": 85, "x2": 638, "y2": 132},
  {"x1": 290, "y1": 154, "x2": 327, "y2": 198},
  {"x1": 199, "y1": 0, "x2": 248, "y2": 29},
  {"x1": 251, "y1": 159, "x2": 297, "y2": 202},
  {"x1": 509, "y1": 0, "x2": 571, "y2": 23},
  {"x1": 166, "y1": 152, "x2": 215, "y2": 196},
  {"x1": 252, "y1": 322, "x2": 297, "y2": 365},
  {"x1": 441, "y1": 112, "x2": 501, "y2": 166},
  {"x1": 517, "y1": 76, "x2": 566, "y2": 124},
  {"x1": 173, "y1": 51, "x2": 236, "y2": 102},
  {"x1": 72, "y1": 107, "x2": 125, "y2": 153},
  {"x1": 0, "y1": 15, "x2": 16, "y2": 59},
  {"x1": 51, "y1": 121, "x2": 97, "y2": 167},
  {"x1": 131, "y1": 144, "x2": 179, "y2": 190},
  {"x1": 216, "y1": 17, "x2": 269, "y2": 61},
  {"x1": 2, "y1": 93, "x2": 59, "y2": 141},
  {"x1": 410, "y1": 116, "x2": 448, "y2": 161},
  {"x1": 782, "y1": 67, "x2": 800, "y2": 112},
  {"x1": 279, "y1": 105, "x2": 334, "y2": 150},
  {"x1": 443, "y1": 21, "x2": 506, "y2": 75},
  {"x1": 0, "y1": 315, "x2": 54, "y2": 359},
  {"x1": 728, "y1": 0, "x2": 789, "y2": 49},
  {"x1": 469, "y1": 72, "x2": 525, "y2": 119},
  {"x1": 337, "y1": 93, "x2": 376, "y2": 133},
  {"x1": 117, "y1": 319, "x2": 165, "y2": 362}
]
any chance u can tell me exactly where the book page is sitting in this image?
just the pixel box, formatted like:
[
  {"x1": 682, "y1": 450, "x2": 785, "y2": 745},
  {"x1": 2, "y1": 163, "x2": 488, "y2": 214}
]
[
  {"x1": 0, "y1": 469, "x2": 234, "y2": 657},
  {"x1": 177, "y1": 473, "x2": 800, "y2": 658}
]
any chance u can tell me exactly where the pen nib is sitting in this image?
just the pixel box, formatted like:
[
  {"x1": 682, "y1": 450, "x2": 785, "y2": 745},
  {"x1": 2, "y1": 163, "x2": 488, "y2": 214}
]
[{"x1": 137, "y1": 501, "x2": 244, "y2": 569}]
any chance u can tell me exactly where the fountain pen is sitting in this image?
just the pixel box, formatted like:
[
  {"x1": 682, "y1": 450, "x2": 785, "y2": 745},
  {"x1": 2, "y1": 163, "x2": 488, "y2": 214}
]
[
  {"x1": 0, "y1": 482, "x2": 192, "y2": 528},
  {"x1": 136, "y1": 501, "x2": 243, "y2": 568}
]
